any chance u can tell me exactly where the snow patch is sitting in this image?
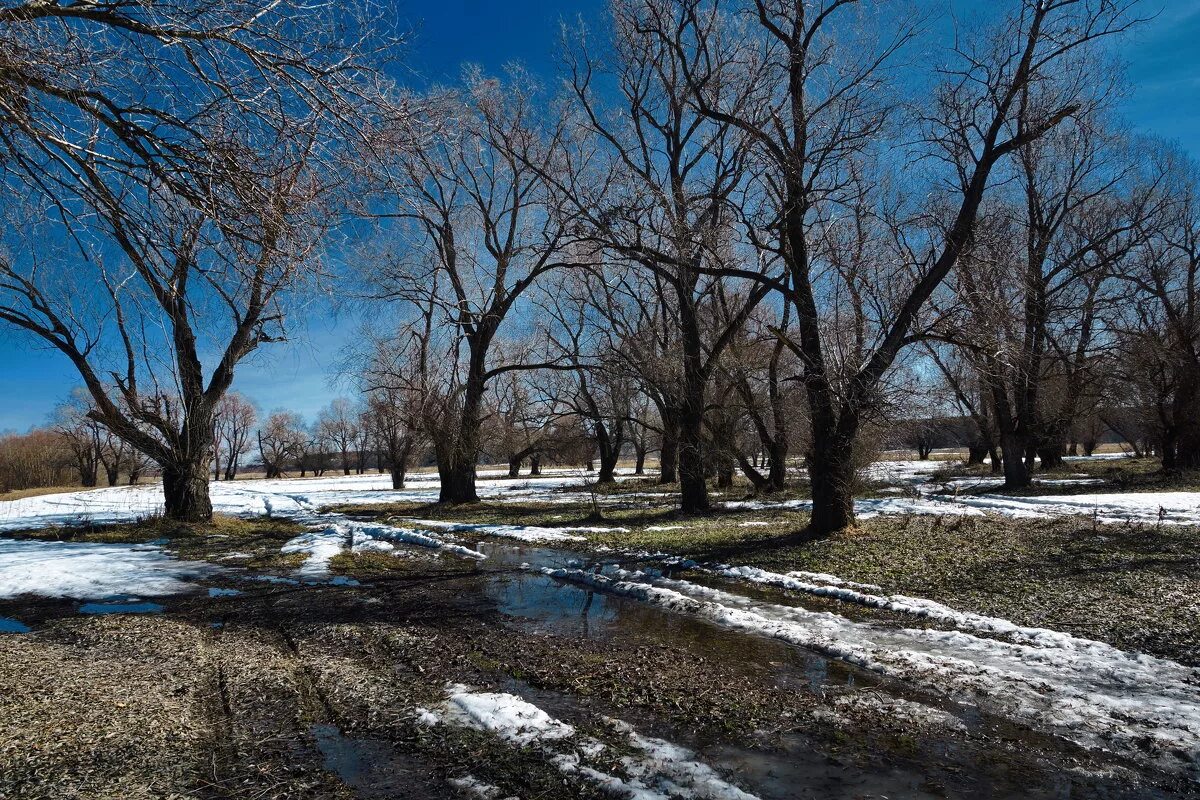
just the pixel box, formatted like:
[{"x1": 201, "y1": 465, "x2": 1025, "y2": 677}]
[{"x1": 0, "y1": 538, "x2": 217, "y2": 600}]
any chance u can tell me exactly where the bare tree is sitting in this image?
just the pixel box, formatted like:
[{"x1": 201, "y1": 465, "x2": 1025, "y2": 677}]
[
  {"x1": 1115, "y1": 145, "x2": 1200, "y2": 470},
  {"x1": 0, "y1": 0, "x2": 387, "y2": 520},
  {"x1": 366, "y1": 70, "x2": 580, "y2": 503},
  {"x1": 554, "y1": 1, "x2": 772, "y2": 511},
  {"x1": 215, "y1": 393, "x2": 257, "y2": 481},
  {"x1": 316, "y1": 398, "x2": 361, "y2": 476},
  {"x1": 656, "y1": 0, "x2": 1141, "y2": 533},
  {"x1": 258, "y1": 411, "x2": 306, "y2": 480},
  {"x1": 52, "y1": 391, "x2": 102, "y2": 487}
]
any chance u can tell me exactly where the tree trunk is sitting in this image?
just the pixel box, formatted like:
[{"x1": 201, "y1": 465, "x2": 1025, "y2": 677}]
[
  {"x1": 633, "y1": 441, "x2": 646, "y2": 475},
  {"x1": 715, "y1": 452, "x2": 734, "y2": 489},
  {"x1": 658, "y1": 419, "x2": 678, "y2": 484},
  {"x1": 529, "y1": 455, "x2": 541, "y2": 475},
  {"x1": 388, "y1": 437, "x2": 412, "y2": 490},
  {"x1": 807, "y1": 419, "x2": 857, "y2": 535},
  {"x1": 735, "y1": 451, "x2": 771, "y2": 492},
  {"x1": 508, "y1": 458, "x2": 522, "y2": 478},
  {"x1": 438, "y1": 459, "x2": 478, "y2": 503},
  {"x1": 105, "y1": 465, "x2": 120, "y2": 487},
  {"x1": 766, "y1": 438, "x2": 788, "y2": 492},
  {"x1": 1000, "y1": 432, "x2": 1032, "y2": 488},
  {"x1": 1037, "y1": 439, "x2": 1066, "y2": 471},
  {"x1": 594, "y1": 421, "x2": 621, "y2": 485},
  {"x1": 162, "y1": 459, "x2": 213, "y2": 522},
  {"x1": 677, "y1": 400, "x2": 708, "y2": 512},
  {"x1": 967, "y1": 443, "x2": 988, "y2": 466}
]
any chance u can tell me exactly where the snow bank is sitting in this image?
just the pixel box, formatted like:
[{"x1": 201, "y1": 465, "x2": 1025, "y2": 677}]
[
  {"x1": 945, "y1": 491, "x2": 1200, "y2": 525},
  {"x1": 0, "y1": 469, "x2": 636, "y2": 534},
  {"x1": 541, "y1": 566, "x2": 1200, "y2": 780},
  {"x1": 710, "y1": 564, "x2": 1114, "y2": 646},
  {"x1": 0, "y1": 538, "x2": 217, "y2": 600}
]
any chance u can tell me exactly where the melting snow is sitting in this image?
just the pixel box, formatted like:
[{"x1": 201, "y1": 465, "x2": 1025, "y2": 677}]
[
  {"x1": 541, "y1": 565, "x2": 1200, "y2": 780},
  {"x1": 0, "y1": 538, "x2": 217, "y2": 600},
  {"x1": 423, "y1": 683, "x2": 760, "y2": 799}
]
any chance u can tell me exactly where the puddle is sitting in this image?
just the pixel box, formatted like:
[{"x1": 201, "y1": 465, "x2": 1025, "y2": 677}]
[
  {"x1": 0, "y1": 616, "x2": 30, "y2": 633},
  {"x1": 78, "y1": 601, "x2": 164, "y2": 615},
  {"x1": 473, "y1": 542, "x2": 1180, "y2": 799},
  {"x1": 479, "y1": 542, "x2": 873, "y2": 693},
  {"x1": 311, "y1": 723, "x2": 441, "y2": 799}
]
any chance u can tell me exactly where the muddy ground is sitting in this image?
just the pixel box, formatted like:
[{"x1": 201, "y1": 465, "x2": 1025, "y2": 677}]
[{"x1": 1, "y1": 514, "x2": 1194, "y2": 800}]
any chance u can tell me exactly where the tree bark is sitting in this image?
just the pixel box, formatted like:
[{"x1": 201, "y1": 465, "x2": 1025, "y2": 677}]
[
  {"x1": 390, "y1": 462, "x2": 407, "y2": 490},
  {"x1": 658, "y1": 421, "x2": 678, "y2": 484},
  {"x1": 1000, "y1": 432, "x2": 1032, "y2": 488},
  {"x1": 438, "y1": 459, "x2": 478, "y2": 503},
  {"x1": 508, "y1": 458, "x2": 522, "y2": 478},
  {"x1": 807, "y1": 416, "x2": 858, "y2": 534},
  {"x1": 529, "y1": 455, "x2": 541, "y2": 475},
  {"x1": 677, "y1": 399, "x2": 708, "y2": 512},
  {"x1": 162, "y1": 458, "x2": 213, "y2": 522},
  {"x1": 593, "y1": 420, "x2": 623, "y2": 485}
]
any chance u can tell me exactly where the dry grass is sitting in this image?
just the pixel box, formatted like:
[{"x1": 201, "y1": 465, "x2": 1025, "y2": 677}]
[{"x1": 0, "y1": 484, "x2": 88, "y2": 501}]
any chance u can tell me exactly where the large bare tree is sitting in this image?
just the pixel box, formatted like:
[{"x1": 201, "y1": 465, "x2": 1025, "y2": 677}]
[
  {"x1": 0, "y1": 0, "x2": 385, "y2": 520},
  {"x1": 658, "y1": 0, "x2": 1141, "y2": 533},
  {"x1": 554, "y1": 0, "x2": 772, "y2": 511},
  {"x1": 367, "y1": 70, "x2": 580, "y2": 503}
]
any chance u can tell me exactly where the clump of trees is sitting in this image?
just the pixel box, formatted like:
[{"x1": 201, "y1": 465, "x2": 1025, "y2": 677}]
[
  {"x1": 7, "y1": 0, "x2": 1197, "y2": 537},
  {"x1": 0, "y1": 429, "x2": 73, "y2": 494}
]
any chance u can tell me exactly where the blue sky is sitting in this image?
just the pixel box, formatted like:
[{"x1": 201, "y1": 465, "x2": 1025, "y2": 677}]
[{"x1": 1, "y1": 0, "x2": 1196, "y2": 432}]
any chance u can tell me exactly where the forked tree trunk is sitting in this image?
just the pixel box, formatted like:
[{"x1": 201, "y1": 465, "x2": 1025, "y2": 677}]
[
  {"x1": 594, "y1": 421, "x2": 622, "y2": 484},
  {"x1": 389, "y1": 437, "x2": 412, "y2": 490}
]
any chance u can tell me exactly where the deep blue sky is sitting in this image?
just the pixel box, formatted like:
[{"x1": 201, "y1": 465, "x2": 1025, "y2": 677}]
[{"x1": 1, "y1": 0, "x2": 1197, "y2": 432}]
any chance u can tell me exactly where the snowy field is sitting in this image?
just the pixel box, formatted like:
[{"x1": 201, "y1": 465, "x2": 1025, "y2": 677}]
[
  {"x1": 0, "y1": 467, "x2": 611, "y2": 533},
  {"x1": 2, "y1": 456, "x2": 1196, "y2": 535},
  {"x1": 3, "y1": 456, "x2": 1200, "y2": 603}
]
